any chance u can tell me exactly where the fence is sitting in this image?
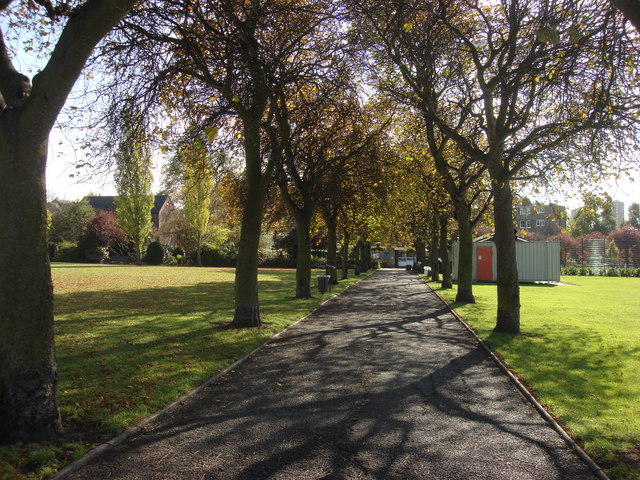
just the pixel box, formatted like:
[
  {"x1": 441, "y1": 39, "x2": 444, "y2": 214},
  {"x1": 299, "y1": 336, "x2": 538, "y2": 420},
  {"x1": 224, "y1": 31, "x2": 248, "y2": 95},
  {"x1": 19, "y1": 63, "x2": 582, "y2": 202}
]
[{"x1": 562, "y1": 238, "x2": 640, "y2": 275}]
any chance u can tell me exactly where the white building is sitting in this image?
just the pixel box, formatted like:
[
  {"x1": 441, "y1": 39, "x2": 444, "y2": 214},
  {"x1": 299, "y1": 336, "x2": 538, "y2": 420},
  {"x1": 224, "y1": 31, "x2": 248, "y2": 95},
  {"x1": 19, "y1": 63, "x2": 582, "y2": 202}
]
[{"x1": 613, "y1": 200, "x2": 625, "y2": 227}]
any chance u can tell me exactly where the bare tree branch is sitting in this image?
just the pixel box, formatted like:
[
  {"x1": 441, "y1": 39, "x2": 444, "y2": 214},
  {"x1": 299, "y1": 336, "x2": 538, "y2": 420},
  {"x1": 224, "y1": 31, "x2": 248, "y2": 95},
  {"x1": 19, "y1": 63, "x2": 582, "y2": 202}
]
[{"x1": 0, "y1": 27, "x2": 31, "y2": 109}]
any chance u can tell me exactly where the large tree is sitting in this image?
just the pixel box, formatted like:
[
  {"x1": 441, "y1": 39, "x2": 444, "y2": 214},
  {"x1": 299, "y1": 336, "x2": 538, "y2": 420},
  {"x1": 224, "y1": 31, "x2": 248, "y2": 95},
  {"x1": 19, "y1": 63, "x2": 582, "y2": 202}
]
[
  {"x1": 0, "y1": 0, "x2": 137, "y2": 444},
  {"x1": 78, "y1": 209, "x2": 129, "y2": 257},
  {"x1": 114, "y1": 114, "x2": 155, "y2": 265},
  {"x1": 392, "y1": 113, "x2": 491, "y2": 301},
  {"x1": 613, "y1": 0, "x2": 640, "y2": 32},
  {"x1": 271, "y1": 75, "x2": 385, "y2": 297},
  {"x1": 181, "y1": 140, "x2": 215, "y2": 267},
  {"x1": 100, "y1": 0, "x2": 334, "y2": 326},
  {"x1": 319, "y1": 151, "x2": 385, "y2": 283},
  {"x1": 609, "y1": 224, "x2": 640, "y2": 266},
  {"x1": 352, "y1": 0, "x2": 640, "y2": 334}
]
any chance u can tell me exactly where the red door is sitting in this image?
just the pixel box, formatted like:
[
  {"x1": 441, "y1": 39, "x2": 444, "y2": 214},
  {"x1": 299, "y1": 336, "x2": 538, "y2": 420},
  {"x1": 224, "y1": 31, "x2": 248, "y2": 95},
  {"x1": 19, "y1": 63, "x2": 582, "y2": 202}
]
[{"x1": 477, "y1": 246, "x2": 493, "y2": 281}]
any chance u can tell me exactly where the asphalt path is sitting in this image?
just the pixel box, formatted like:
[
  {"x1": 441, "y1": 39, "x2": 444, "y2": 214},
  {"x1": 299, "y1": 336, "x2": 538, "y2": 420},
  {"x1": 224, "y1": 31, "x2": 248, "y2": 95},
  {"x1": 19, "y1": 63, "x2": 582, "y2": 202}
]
[{"x1": 63, "y1": 269, "x2": 595, "y2": 479}]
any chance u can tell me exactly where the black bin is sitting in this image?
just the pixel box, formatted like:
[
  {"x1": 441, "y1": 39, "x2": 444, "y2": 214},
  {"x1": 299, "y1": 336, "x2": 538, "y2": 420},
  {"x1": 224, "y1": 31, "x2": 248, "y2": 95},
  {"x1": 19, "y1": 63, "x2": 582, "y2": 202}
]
[{"x1": 317, "y1": 275, "x2": 331, "y2": 293}]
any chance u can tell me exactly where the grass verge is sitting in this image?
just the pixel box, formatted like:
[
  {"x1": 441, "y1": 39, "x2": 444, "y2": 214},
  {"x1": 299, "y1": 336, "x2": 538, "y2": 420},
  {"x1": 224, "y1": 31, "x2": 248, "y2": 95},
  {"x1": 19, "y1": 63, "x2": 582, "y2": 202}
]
[
  {"x1": 427, "y1": 276, "x2": 640, "y2": 480},
  {"x1": 1, "y1": 264, "x2": 369, "y2": 480}
]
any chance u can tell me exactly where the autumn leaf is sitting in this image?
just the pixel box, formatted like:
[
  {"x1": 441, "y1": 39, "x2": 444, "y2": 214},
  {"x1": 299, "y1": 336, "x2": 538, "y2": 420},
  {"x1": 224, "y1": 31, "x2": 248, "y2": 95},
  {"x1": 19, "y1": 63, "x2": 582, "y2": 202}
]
[
  {"x1": 535, "y1": 27, "x2": 560, "y2": 45},
  {"x1": 205, "y1": 126, "x2": 219, "y2": 142}
]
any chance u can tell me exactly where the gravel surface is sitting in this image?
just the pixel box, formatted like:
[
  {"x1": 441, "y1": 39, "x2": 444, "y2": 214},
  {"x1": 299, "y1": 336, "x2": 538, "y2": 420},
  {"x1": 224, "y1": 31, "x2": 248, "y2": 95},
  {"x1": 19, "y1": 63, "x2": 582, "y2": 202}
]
[{"x1": 63, "y1": 269, "x2": 595, "y2": 480}]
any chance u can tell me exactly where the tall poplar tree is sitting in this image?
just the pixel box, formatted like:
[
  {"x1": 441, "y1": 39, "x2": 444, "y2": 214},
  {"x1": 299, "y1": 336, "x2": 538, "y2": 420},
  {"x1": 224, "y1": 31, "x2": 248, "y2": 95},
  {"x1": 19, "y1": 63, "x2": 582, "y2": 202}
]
[
  {"x1": 181, "y1": 141, "x2": 214, "y2": 267},
  {"x1": 114, "y1": 119, "x2": 154, "y2": 265}
]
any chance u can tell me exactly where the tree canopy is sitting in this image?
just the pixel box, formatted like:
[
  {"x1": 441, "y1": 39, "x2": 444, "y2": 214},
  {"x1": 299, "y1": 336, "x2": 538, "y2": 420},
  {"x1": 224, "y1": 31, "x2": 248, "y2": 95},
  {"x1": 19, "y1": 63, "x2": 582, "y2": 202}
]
[
  {"x1": 48, "y1": 198, "x2": 94, "y2": 243},
  {"x1": 571, "y1": 193, "x2": 617, "y2": 236}
]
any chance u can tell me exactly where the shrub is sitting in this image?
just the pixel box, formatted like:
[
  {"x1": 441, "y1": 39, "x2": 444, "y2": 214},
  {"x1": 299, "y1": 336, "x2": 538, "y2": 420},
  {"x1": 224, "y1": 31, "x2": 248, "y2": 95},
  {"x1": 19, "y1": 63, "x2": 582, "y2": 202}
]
[
  {"x1": 164, "y1": 254, "x2": 178, "y2": 266},
  {"x1": 172, "y1": 247, "x2": 186, "y2": 264},
  {"x1": 562, "y1": 265, "x2": 579, "y2": 275},
  {"x1": 79, "y1": 210, "x2": 128, "y2": 255},
  {"x1": 606, "y1": 267, "x2": 621, "y2": 277},
  {"x1": 52, "y1": 241, "x2": 82, "y2": 262},
  {"x1": 311, "y1": 255, "x2": 327, "y2": 267},
  {"x1": 145, "y1": 241, "x2": 165, "y2": 265},
  {"x1": 199, "y1": 244, "x2": 235, "y2": 267},
  {"x1": 583, "y1": 267, "x2": 595, "y2": 276},
  {"x1": 259, "y1": 252, "x2": 296, "y2": 268}
]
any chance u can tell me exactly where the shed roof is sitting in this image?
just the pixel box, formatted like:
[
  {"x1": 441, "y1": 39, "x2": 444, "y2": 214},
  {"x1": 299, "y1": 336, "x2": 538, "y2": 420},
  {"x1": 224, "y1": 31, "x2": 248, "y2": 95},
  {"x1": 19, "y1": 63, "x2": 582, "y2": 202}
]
[
  {"x1": 85, "y1": 195, "x2": 169, "y2": 214},
  {"x1": 474, "y1": 233, "x2": 529, "y2": 243}
]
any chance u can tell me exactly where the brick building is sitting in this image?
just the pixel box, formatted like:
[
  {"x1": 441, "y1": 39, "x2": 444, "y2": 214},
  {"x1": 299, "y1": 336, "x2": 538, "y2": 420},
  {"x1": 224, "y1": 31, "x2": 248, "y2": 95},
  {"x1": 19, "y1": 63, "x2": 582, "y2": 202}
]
[{"x1": 512, "y1": 202, "x2": 567, "y2": 239}]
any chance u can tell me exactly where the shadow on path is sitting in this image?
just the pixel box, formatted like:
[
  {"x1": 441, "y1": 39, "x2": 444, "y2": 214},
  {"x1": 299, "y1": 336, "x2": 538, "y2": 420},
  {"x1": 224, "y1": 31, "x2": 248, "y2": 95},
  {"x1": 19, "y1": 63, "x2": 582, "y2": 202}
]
[{"x1": 65, "y1": 270, "x2": 594, "y2": 480}]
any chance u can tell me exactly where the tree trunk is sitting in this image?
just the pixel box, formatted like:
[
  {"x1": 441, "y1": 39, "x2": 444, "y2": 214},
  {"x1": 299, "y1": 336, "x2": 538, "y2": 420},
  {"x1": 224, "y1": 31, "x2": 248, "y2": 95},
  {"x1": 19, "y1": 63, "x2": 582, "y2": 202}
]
[
  {"x1": 232, "y1": 116, "x2": 267, "y2": 328},
  {"x1": 365, "y1": 242, "x2": 371, "y2": 272},
  {"x1": 294, "y1": 211, "x2": 312, "y2": 298},
  {"x1": 196, "y1": 232, "x2": 202, "y2": 267},
  {"x1": 429, "y1": 214, "x2": 440, "y2": 282},
  {"x1": 136, "y1": 242, "x2": 143, "y2": 266},
  {"x1": 341, "y1": 231, "x2": 349, "y2": 280},
  {"x1": 415, "y1": 239, "x2": 426, "y2": 267},
  {"x1": 354, "y1": 239, "x2": 361, "y2": 275},
  {"x1": 453, "y1": 200, "x2": 475, "y2": 302},
  {"x1": 613, "y1": 0, "x2": 640, "y2": 34},
  {"x1": 324, "y1": 212, "x2": 338, "y2": 285},
  {"x1": 0, "y1": 117, "x2": 62, "y2": 444},
  {"x1": 491, "y1": 179, "x2": 520, "y2": 334},
  {"x1": 364, "y1": 242, "x2": 371, "y2": 271},
  {"x1": 439, "y1": 214, "x2": 452, "y2": 289}
]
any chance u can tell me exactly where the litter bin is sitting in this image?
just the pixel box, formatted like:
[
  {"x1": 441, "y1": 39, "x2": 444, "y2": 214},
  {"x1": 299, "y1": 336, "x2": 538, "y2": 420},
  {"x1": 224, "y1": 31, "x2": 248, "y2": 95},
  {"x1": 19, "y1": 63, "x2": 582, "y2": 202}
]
[{"x1": 317, "y1": 275, "x2": 331, "y2": 293}]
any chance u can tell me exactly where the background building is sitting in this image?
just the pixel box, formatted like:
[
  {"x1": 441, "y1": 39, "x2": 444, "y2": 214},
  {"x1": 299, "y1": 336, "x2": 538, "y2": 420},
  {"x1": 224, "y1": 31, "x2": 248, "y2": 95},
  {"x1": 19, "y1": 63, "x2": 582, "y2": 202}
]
[
  {"x1": 85, "y1": 194, "x2": 176, "y2": 246},
  {"x1": 612, "y1": 200, "x2": 625, "y2": 227},
  {"x1": 513, "y1": 202, "x2": 567, "y2": 239}
]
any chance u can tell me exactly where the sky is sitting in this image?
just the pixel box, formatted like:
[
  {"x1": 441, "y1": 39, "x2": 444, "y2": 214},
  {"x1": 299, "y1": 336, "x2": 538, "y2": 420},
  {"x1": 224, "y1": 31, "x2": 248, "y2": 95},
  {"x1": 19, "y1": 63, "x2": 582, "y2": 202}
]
[{"x1": 46, "y1": 126, "x2": 166, "y2": 201}]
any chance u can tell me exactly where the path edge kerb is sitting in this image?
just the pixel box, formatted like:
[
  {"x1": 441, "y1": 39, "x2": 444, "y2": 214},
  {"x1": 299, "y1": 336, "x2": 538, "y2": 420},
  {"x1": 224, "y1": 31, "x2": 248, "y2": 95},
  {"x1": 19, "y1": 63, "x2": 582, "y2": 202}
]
[
  {"x1": 50, "y1": 272, "x2": 375, "y2": 480},
  {"x1": 423, "y1": 279, "x2": 611, "y2": 480}
]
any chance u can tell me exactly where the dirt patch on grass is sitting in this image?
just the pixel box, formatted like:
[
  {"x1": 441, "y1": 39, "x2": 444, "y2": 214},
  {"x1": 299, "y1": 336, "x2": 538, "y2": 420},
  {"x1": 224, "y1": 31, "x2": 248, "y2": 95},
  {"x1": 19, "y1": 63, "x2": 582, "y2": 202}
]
[{"x1": 619, "y1": 446, "x2": 640, "y2": 471}]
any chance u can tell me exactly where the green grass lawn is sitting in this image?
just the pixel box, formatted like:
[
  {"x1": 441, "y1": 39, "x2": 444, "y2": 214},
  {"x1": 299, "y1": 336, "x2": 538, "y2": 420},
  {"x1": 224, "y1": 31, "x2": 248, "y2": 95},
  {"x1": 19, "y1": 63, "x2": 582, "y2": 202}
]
[
  {"x1": 428, "y1": 276, "x2": 640, "y2": 480},
  {"x1": 1, "y1": 264, "x2": 367, "y2": 480}
]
